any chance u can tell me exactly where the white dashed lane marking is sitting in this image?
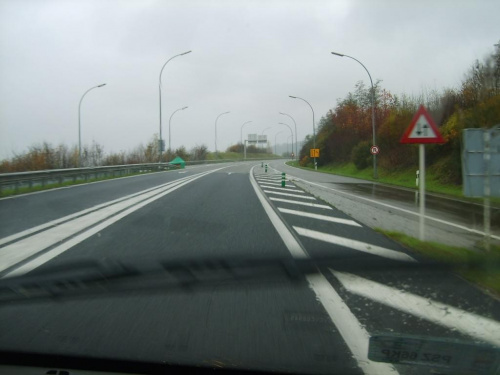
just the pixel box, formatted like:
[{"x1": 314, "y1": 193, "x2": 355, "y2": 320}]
[
  {"x1": 263, "y1": 190, "x2": 315, "y2": 199},
  {"x1": 331, "y1": 270, "x2": 500, "y2": 347},
  {"x1": 258, "y1": 185, "x2": 304, "y2": 193},
  {"x1": 270, "y1": 197, "x2": 332, "y2": 209},
  {"x1": 294, "y1": 226, "x2": 415, "y2": 262},
  {"x1": 278, "y1": 208, "x2": 361, "y2": 227}
]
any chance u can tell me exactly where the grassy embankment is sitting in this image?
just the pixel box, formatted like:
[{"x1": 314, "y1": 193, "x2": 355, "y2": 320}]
[{"x1": 376, "y1": 229, "x2": 500, "y2": 296}]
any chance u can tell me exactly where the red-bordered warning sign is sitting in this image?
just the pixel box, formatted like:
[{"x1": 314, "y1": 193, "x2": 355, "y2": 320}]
[{"x1": 400, "y1": 105, "x2": 445, "y2": 144}]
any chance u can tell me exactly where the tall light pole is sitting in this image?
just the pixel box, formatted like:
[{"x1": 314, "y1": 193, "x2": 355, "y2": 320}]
[
  {"x1": 215, "y1": 111, "x2": 230, "y2": 155},
  {"x1": 274, "y1": 131, "x2": 284, "y2": 155},
  {"x1": 240, "y1": 121, "x2": 253, "y2": 145},
  {"x1": 279, "y1": 112, "x2": 298, "y2": 159},
  {"x1": 278, "y1": 122, "x2": 294, "y2": 159},
  {"x1": 159, "y1": 50, "x2": 192, "y2": 163},
  {"x1": 331, "y1": 51, "x2": 377, "y2": 178},
  {"x1": 289, "y1": 96, "x2": 316, "y2": 170},
  {"x1": 168, "y1": 106, "x2": 188, "y2": 155},
  {"x1": 78, "y1": 83, "x2": 106, "y2": 167}
]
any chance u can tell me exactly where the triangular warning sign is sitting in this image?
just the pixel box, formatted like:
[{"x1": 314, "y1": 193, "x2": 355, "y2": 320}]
[{"x1": 400, "y1": 105, "x2": 445, "y2": 144}]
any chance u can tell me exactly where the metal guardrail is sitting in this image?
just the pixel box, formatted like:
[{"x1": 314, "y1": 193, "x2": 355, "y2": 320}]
[
  {"x1": 0, "y1": 163, "x2": 176, "y2": 195},
  {"x1": 0, "y1": 157, "x2": 284, "y2": 195}
]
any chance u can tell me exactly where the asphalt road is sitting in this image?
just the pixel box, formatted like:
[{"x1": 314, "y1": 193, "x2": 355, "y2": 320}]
[{"x1": 0, "y1": 161, "x2": 499, "y2": 375}]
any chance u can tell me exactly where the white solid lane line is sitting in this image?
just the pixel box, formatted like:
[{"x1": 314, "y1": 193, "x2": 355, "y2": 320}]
[
  {"x1": 294, "y1": 226, "x2": 416, "y2": 262},
  {"x1": 263, "y1": 190, "x2": 315, "y2": 199},
  {"x1": 269, "y1": 197, "x2": 332, "y2": 209},
  {"x1": 1, "y1": 168, "x2": 227, "y2": 276},
  {"x1": 258, "y1": 185, "x2": 303, "y2": 193},
  {"x1": 250, "y1": 169, "x2": 308, "y2": 259},
  {"x1": 331, "y1": 270, "x2": 500, "y2": 347},
  {"x1": 250, "y1": 167, "x2": 397, "y2": 374},
  {"x1": 278, "y1": 208, "x2": 362, "y2": 227},
  {"x1": 0, "y1": 172, "x2": 201, "y2": 246}
]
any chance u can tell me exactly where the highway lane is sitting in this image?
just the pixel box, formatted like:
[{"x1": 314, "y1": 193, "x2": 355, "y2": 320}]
[
  {"x1": 0, "y1": 162, "x2": 499, "y2": 374},
  {"x1": 0, "y1": 163, "x2": 234, "y2": 238}
]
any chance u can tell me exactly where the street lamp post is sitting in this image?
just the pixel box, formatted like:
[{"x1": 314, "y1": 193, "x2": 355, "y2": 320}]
[
  {"x1": 159, "y1": 50, "x2": 192, "y2": 163},
  {"x1": 78, "y1": 83, "x2": 106, "y2": 167},
  {"x1": 215, "y1": 111, "x2": 230, "y2": 155},
  {"x1": 275, "y1": 131, "x2": 284, "y2": 156},
  {"x1": 279, "y1": 112, "x2": 298, "y2": 159},
  {"x1": 289, "y1": 96, "x2": 316, "y2": 170},
  {"x1": 168, "y1": 106, "x2": 188, "y2": 155},
  {"x1": 278, "y1": 122, "x2": 294, "y2": 159},
  {"x1": 240, "y1": 121, "x2": 253, "y2": 145},
  {"x1": 331, "y1": 51, "x2": 377, "y2": 178}
]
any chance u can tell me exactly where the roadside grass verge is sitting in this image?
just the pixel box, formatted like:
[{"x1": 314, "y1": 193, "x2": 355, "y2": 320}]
[
  {"x1": 375, "y1": 228, "x2": 500, "y2": 296},
  {"x1": 0, "y1": 170, "x2": 159, "y2": 198},
  {"x1": 285, "y1": 161, "x2": 499, "y2": 204}
]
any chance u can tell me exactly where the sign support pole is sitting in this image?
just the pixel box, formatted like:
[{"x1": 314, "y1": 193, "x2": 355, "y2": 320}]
[
  {"x1": 484, "y1": 130, "x2": 491, "y2": 251},
  {"x1": 419, "y1": 144, "x2": 425, "y2": 241}
]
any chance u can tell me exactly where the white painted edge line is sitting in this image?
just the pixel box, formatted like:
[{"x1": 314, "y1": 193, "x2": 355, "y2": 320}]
[
  {"x1": 258, "y1": 185, "x2": 303, "y2": 193},
  {"x1": 278, "y1": 208, "x2": 362, "y2": 227},
  {"x1": 269, "y1": 197, "x2": 332, "y2": 210},
  {"x1": 292, "y1": 176, "x2": 500, "y2": 241},
  {"x1": 250, "y1": 166, "x2": 397, "y2": 374},
  {"x1": 249, "y1": 167, "x2": 307, "y2": 259},
  {"x1": 3, "y1": 168, "x2": 225, "y2": 278},
  {"x1": 331, "y1": 270, "x2": 500, "y2": 347},
  {"x1": 306, "y1": 274, "x2": 398, "y2": 374},
  {"x1": 0, "y1": 173, "x2": 199, "y2": 247},
  {"x1": 263, "y1": 190, "x2": 315, "y2": 200},
  {"x1": 294, "y1": 226, "x2": 416, "y2": 262},
  {"x1": 0, "y1": 176, "x2": 195, "y2": 273}
]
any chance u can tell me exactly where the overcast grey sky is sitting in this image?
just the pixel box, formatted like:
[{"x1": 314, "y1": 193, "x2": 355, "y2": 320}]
[{"x1": 0, "y1": 0, "x2": 498, "y2": 159}]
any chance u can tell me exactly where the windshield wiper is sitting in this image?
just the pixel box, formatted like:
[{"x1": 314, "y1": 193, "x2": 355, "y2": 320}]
[{"x1": 0, "y1": 255, "x2": 494, "y2": 304}]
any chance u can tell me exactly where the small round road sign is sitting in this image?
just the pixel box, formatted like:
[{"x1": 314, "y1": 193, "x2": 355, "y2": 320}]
[{"x1": 370, "y1": 145, "x2": 380, "y2": 155}]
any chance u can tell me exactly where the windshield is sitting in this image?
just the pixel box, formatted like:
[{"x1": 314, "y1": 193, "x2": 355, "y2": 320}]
[{"x1": 0, "y1": 1, "x2": 499, "y2": 374}]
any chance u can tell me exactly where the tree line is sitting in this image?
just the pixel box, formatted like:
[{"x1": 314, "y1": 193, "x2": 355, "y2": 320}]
[
  {"x1": 0, "y1": 135, "x2": 211, "y2": 173},
  {"x1": 299, "y1": 42, "x2": 500, "y2": 185}
]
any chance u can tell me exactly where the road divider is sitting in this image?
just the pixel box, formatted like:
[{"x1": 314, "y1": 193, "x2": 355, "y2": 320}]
[{"x1": 249, "y1": 165, "x2": 398, "y2": 374}]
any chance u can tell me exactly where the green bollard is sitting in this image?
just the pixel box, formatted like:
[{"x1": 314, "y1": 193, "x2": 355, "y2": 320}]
[
  {"x1": 265, "y1": 164, "x2": 268, "y2": 173},
  {"x1": 261, "y1": 162, "x2": 263, "y2": 168},
  {"x1": 282, "y1": 172, "x2": 286, "y2": 187}
]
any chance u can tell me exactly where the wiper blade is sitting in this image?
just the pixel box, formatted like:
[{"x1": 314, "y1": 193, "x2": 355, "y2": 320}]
[{"x1": 0, "y1": 255, "x2": 494, "y2": 304}]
